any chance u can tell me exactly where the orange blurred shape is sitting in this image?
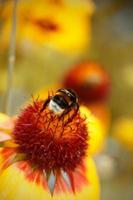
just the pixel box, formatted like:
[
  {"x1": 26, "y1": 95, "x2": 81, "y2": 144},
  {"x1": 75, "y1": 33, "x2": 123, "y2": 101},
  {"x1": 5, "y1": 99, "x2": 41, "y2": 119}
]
[{"x1": 63, "y1": 61, "x2": 110, "y2": 103}]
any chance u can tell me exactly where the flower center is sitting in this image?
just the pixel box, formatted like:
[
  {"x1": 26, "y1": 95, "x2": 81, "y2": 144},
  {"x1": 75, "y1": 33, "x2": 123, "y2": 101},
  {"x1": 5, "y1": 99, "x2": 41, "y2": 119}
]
[{"x1": 13, "y1": 100, "x2": 88, "y2": 171}]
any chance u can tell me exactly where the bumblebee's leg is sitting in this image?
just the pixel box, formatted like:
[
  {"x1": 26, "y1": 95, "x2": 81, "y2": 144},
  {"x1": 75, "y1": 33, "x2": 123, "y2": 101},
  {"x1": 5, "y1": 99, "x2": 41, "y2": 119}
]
[
  {"x1": 71, "y1": 103, "x2": 79, "y2": 119},
  {"x1": 40, "y1": 97, "x2": 51, "y2": 112},
  {"x1": 60, "y1": 104, "x2": 79, "y2": 125},
  {"x1": 65, "y1": 104, "x2": 79, "y2": 125},
  {"x1": 58, "y1": 106, "x2": 71, "y2": 123}
]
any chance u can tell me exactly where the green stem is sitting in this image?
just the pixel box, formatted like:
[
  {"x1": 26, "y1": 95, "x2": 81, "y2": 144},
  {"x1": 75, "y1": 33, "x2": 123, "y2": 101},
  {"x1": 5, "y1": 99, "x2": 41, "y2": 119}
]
[{"x1": 4, "y1": 0, "x2": 18, "y2": 115}]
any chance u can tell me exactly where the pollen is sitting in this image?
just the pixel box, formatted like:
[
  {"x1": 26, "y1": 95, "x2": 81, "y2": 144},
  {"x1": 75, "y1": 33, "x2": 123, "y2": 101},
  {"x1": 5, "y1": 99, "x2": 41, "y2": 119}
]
[{"x1": 13, "y1": 100, "x2": 88, "y2": 171}]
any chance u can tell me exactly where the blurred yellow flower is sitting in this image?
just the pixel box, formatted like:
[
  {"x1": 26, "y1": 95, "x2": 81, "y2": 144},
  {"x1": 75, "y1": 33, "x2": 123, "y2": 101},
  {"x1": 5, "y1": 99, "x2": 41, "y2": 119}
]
[
  {"x1": 87, "y1": 102, "x2": 111, "y2": 135},
  {"x1": 81, "y1": 106, "x2": 106, "y2": 155},
  {"x1": 113, "y1": 118, "x2": 133, "y2": 151},
  {"x1": 2, "y1": 0, "x2": 94, "y2": 55},
  {"x1": 0, "y1": 97, "x2": 100, "y2": 199}
]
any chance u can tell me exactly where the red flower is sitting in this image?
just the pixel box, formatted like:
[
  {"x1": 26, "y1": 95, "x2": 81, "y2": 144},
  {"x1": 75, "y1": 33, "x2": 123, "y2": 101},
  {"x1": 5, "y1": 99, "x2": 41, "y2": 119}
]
[
  {"x1": 63, "y1": 61, "x2": 110, "y2": 103},
  {"x1": 0, "y1": 96, "x2": 89, "y2": 195}
]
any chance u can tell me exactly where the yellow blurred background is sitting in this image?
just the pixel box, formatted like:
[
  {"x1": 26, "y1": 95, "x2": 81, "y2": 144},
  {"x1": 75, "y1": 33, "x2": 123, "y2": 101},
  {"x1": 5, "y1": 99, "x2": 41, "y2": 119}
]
[{"x1": 0, "y1": 0, "x2": 133, "y2": 200}]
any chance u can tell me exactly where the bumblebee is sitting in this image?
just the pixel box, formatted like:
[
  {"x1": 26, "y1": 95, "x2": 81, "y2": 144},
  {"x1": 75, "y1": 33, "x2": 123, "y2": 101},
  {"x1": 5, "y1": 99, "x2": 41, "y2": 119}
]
[{"x1": 41, "y1": 88, "x2": 79, "y2": 124}]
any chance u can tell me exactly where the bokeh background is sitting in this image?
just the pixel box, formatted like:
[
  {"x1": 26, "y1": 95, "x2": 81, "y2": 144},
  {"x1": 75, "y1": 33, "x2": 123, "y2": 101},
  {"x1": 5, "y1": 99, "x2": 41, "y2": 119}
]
[{"x1": 0, "y1": 0, "x2": 133, "y2": 199}]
